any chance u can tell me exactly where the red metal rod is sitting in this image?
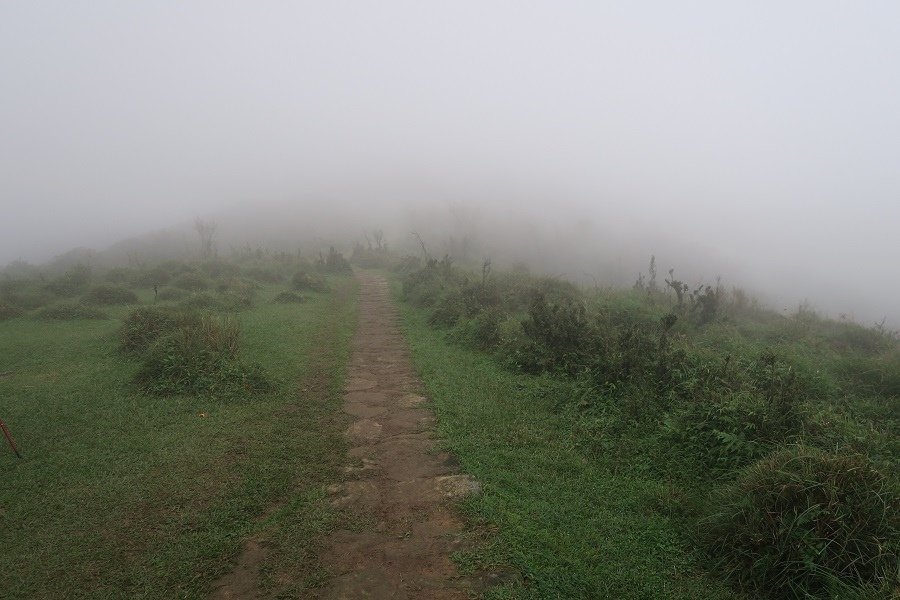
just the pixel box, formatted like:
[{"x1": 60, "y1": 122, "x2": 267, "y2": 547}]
[{"x1": 0, "y1": 417, "x2": 21, "y2": 458}]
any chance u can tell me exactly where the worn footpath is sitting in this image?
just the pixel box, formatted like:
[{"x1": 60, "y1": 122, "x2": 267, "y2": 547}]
[{"x1": 319, "y1": 273, "x2": 481, "y2": 599}]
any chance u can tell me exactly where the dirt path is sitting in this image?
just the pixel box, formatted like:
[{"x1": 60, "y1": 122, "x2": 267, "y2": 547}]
[{"x1": 319, "y1": 273, "x2": 480, "y2": 599}]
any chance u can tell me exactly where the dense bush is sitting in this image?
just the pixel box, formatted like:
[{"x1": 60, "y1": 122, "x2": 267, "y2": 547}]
[
  {"x1": 517, "y1": 293, "x2": 595, "y2": 374},
  {"x1": 699, "y1": 446, "x2": 899, "y2": 598},
  {"x1": 661, "y1": 349, "x2": 831, "y2": 471},
  {"x1": 401, "y1": 256, "x2": 460, "y2": 308},
  {"x1": 132, "y1": 315, "x2": 271, "y2": 397},
  {"x1": 36, "y1": 302, "x2": 107, "y2": 320},
  {"x1": 449, "y1": 307, "x2": 504, "y2": 350},
  {"x1": 81, "y1": 284, "x2": 139, "y2": 306}
]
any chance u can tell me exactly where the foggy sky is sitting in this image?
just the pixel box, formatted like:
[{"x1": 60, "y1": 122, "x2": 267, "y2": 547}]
[{"x1": 2, "y1": 2, "x2": 899, "y2": 323}]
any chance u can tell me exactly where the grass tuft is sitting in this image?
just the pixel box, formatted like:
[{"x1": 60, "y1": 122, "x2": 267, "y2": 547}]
[
  {"x1": 132, "y1": 314, "x2": 271, "y2": 398},
  {"x1": 36, "y1": 302, "x2": 108, "y2": 320},
  {"x1": 698, "y1": 445, "x2": 900, "y2": 598},
  {"x1": 272, "y1": 291, "x2": 306, "y2": 304}
]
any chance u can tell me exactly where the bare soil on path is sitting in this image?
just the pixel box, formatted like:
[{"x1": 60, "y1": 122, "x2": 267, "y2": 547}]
[{"x1": 318, "y1": 273, "x2": 481, "y2": 599}]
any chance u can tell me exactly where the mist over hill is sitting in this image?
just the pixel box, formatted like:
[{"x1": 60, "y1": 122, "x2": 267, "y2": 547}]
[
  {"x1": 4, "y1": 189, "x2": 896, "y2": 328},
  {"x1": 2, "y1": 2, "x2": 899, "y2": 325}
]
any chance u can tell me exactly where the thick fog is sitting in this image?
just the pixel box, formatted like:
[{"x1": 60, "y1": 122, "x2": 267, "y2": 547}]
[{"x1": 2, "y1": 2, "x2": 899, "y2": 324}]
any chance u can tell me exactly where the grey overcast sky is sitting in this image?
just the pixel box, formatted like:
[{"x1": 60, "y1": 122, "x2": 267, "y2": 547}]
[{"x1": 1, "y1": 2, "x2": 899, "y2": 321}]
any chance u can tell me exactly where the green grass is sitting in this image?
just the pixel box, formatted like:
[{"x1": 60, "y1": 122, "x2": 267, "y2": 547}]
[
  {"x1": 0, "y1": 278, "x2": 357, "y2": 598},
  {"x1": 395, "y1": 287, "x2": 742, "y2": 600}
]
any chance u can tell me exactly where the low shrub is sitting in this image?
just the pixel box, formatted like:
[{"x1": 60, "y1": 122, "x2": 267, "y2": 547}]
[
  {"x1": 45, "y1": 265, "x2": 92, "y2": 297},
  {"x1": 200, "y1": 260, "x2": 241, "y2": 278},
  {"x1": 315, "y1": 246, "x2": 352, "y2": 273},
  {"x1": 81, "y1": 284, "x2": 139, "y2": 306},
  {"x1": 0, "y1": 302, "x2": 24, "y2": 321},
  {"x1": 0, "y1": 290, "x2": 53, "y2": 310},
  {"x1": 216, "y1": 277, "x2": 257, "y2": 303},
  {"x1": 449, "y1": 308, "x2": 504, "y2": 350},
  {"x1": 840, "y1": 351, "x2": 900, "y2": 399},
  {"x1": 245, "y1": 267, "x2": 284, "y2": 284},
  {"x1": 519, "y1": 293, "x2": 594, "y2": 374},
  {"x1": 156, "y1": 286, "x2": 188, "y2": 301},
  {"x1": 36, "y1": 303, "x2": 108, "y2": 320},
  {"x1": 131, "y1": 266, "x2": 171, "y2": 288},
  {"x1": 428, "y1": 289, "x2": 466, "y2": 327},
  {"x1": 291, "y1": 271, "x2": 327, "y2": 292},
  {"x1": 179, "y1": 293, "x2": 225, "y2": 311},
  {"x1": 171, "y1": 271, "x2": 210, "y2": 292},
  {"x1": 698, "y1": 446, "x2": 900, "y2": 598},
  {"x1": 350, "y1": 242, "x2": 390, "y2": 268},
  {"x1": 272, "y1": 291, "x2": 305, "y2": 303},
  {"x1": 664, "y1": 389, "x2": 781, "y2": 471},
  {"x1": 103, "y1": 267, "x2": 136, "y2": 284},
  {"x1": 219, "y1": 292, "x2": 253, "y2": 312},
  {"x1": 392, "y1": 255, "x2": 421, "y2": 274},
  {"x1": 827, "y1": 322, "x2": 896, "y2": 355},
  {"x1": 132, "y1": 315, "x2": 271, "y2": 397},
  {"x1": 401, "y1": 256, "x2": 461, "y2": 308}
]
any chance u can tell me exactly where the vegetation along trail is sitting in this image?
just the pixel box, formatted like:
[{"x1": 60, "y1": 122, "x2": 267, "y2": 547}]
[{"x1": 319, "y1": 273, "x2": 482, "y2": 599}]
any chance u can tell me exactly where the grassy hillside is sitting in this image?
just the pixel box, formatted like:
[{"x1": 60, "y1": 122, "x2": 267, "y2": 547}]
[
  {"x1": 398, "y1": 299, "x2": 741, "y2": 599},
  {"x1": 393, "y1": 257, "x2": 899, "y2": 599},
  {"x1": 0, "y1": 257, "x2": 357, "y2": 598}
]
